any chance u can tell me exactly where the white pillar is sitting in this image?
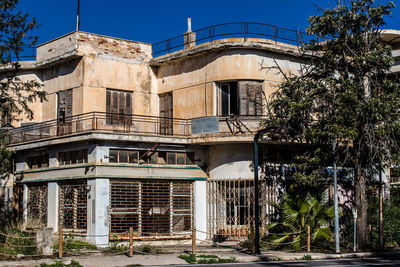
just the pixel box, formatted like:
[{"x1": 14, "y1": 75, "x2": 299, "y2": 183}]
[
  {"x1": 194, "y1": 180, "x2": 207, "y2": 240},
  {"x1": 87, "y1": 179, "x2": 109, "y2": 247},
  {"x1": 22, "y1": 184, "x2": 28, "y2": 229},
  {"x1": 47, "y1": 182, "x2": 59, "y2": 231}
]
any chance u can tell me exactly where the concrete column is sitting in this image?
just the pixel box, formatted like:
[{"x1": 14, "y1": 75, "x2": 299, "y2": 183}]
[
  {"x1": 47, "y1": 182, "x2": 59, "y2": 231},
  {"x1": 194, "y1": 180, "x2": 207, "y2": 240},
  {"x1": 22, "y1": 184, "x2": 28, "y2": 229},
  {"x1": 87, "y1": 178, "x2": 109, "y2": 247}
]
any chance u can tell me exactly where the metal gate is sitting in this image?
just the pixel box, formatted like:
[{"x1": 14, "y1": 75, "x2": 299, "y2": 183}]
[
  {"x1": 207, "y1": 178, "x2": 277, "y2": 240},
  {"x1": 27, "y1": 184, "x2": 48, "y2": 228},
  {"x1": 109, "y1": 180, "x2": 193, "y2": 239},
  {"x1": 58, "y1": 181, "x2": 88, "y2": 232}
]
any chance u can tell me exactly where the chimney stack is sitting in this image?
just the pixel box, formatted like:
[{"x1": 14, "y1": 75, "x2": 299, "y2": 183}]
[{"x1": 184, "y1": 17, "x2": 196, "y2": 49}]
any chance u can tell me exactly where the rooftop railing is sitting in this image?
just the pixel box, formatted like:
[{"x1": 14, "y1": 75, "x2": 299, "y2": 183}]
[{"x1": 152, "y1": 22, "x2": 321, "y2": 56}]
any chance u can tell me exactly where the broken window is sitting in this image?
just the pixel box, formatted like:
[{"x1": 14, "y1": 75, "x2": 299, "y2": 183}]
[
  {"x1": 217, "y1": 80, "x2": 263, "y2": 116},
  {"x1": 106, "y1": 89, "x2": 133, "y2": 125},
  {"x1": 58, "y1": 149, "x2": 88, "y2": 165},
  {"x1": 57, "y1": 89, "x2": 73, "y2": 135},
  {"x1": 27, "y1": 154, "x2": 49, "y2": 169}
]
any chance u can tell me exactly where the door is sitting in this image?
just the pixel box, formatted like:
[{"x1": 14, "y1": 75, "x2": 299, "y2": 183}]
[
  {"x1": 159, "y1": 93, "x2": 173, "y2": 135},
  {"x1": 57, "y1": 89, "x2": 73, "y2": 135}
]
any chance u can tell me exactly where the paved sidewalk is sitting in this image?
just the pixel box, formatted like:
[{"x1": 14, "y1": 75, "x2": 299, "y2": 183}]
[{"x1": 0, "y1": 243, "x2": 399, "y2": 267}]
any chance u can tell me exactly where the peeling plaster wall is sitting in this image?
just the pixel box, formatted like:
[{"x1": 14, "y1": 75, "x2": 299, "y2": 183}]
[{"x1": 156, "y1": 47, "x2": 305, "y2": 119}]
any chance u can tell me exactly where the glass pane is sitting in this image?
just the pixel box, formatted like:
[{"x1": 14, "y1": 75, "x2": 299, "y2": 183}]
[
  {"x1": 158, "y1": 152, "x2": 167, "y2": 164},
  {"x1": 65, "y1": 152, "x2": 71, "y2": 165},
  {"x1": 186, "y1": 153, "x2": 194, "y2": 165},
  {"x1": 167, "y1": 152, "x2": 176, "y2": 164},
  {"x1": 149, "y1": 152, "x2": 157, "y2": 164},
  {"x1": 119, "y1": 150, "x2": 128, "y2": 163},
  {"x1": 128, "y1": 151, "x2": 139, "y2": 163},
  {"x1": 176, "y1": 153, "x2": 185, "y2": 165},
  {"x1": 109, "y1": 150, "x2": 118, "y2": 163}
]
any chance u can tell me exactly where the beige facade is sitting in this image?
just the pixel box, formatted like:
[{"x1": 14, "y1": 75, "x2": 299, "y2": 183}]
[{"x1": 2, "y1": 26, "x2": 400, "y2": 245}]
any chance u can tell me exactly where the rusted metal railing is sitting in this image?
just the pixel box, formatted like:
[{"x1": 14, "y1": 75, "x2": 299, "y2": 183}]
[{"x1": 152, "y1": 22, "x2": 321, "y2": 56}]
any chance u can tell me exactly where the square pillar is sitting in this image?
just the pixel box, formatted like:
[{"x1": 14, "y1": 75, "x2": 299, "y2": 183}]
[
  {"x1": 194, "y1": 180, "x2": 207, "y2": 240},
  {"x1": 87, "y1": 179, "x2": 110, "y2": 247},
  {"x1": 22, "y1": 184, "x2": 28, "y2": 229},
  {"x1": 47, "y1": 182, "x2": 59, "y2": 231}
]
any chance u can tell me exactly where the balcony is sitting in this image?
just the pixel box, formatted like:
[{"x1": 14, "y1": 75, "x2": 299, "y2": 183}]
[{"x1": 6, "y1": 112, "x2": 265, "y2": 146}]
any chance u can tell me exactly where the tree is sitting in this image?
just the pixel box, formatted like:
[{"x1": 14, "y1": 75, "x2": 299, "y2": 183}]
[
  {"x1": 263, "y1": 0, "x2": 399, "y2": 250},
  {"x1": 0, "y1": 0, "x2": 45, "y2": 180},
  {"x1": 268, "y1": 193, "x2": 334, "y2": 251}
]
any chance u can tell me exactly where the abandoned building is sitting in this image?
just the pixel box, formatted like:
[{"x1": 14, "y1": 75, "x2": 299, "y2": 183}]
[{"x1": 1, "y1": 22, "x2": 400, "y2": 246}]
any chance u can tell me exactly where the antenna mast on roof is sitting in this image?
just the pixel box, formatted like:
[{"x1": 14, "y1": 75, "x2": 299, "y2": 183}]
[{"x1": 76, "y1": 0, "x2": 80, "y2": 31}]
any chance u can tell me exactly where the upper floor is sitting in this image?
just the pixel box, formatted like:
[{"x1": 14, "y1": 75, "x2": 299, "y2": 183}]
[{"x1": 2, "y1": 23, "x2": 400, "y2": 149}]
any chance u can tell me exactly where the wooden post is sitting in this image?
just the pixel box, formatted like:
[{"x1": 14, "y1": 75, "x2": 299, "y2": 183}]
[
  {"x1": 58, "y1": 228, "x2": 63, "y2": 259},
  {"x1": 307, "y1": 226, "x2": 311, "y2": 252},
  {"x1": 192, "y1": 227, "x2": 196, "y2": 255},
  {"x1": 129, "y1": 227, "x2": 133, "y2": 257},
  {"x1": 250, "y1": 226, "x2": 255, "y2": 254}
]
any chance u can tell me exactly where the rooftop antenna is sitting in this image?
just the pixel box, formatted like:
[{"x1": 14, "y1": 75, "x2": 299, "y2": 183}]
[{"x1": 76, "y1": 0, "x2": 80, "y2": 31}]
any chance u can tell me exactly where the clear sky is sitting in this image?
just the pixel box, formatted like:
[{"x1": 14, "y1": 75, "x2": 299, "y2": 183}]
[{"x1": 17, "y1": 0, "x2": 400, "y2": 46}]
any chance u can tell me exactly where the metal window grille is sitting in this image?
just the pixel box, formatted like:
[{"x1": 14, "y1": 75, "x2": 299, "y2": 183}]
[
  {"x1": 27, "y1": 184, "x2": 48, "y2": 228},
  {"x1": 207, "y1": 178, "x2": 276, "y2": 240},
  {"x1": 109, "y1": 180, "x2": 193, "y2": 239},
  {"x1": 59, "y1": 181, "x2": 88, "y2": 232}
]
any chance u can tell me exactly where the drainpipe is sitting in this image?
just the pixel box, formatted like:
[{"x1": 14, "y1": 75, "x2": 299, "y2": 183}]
[{"x1": 253, "y1": 131, "x2": 261, "y2": 255}]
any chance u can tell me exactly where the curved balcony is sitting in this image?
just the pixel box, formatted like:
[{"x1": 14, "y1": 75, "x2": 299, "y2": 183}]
[{"x1": 152, "y1": 22, "x2": 322, "y2": 56}]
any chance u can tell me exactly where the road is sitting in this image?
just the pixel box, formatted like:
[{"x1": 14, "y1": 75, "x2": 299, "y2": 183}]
[{"x1": 146, "y1": 257, "x2": 400, "y2": 267}]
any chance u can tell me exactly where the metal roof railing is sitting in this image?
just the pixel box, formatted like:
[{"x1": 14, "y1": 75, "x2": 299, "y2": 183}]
[{"x1": 152, "y1": 22, "x2": 321, "y2": 56}]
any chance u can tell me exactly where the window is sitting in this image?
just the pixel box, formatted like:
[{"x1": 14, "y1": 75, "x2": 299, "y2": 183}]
[
  {"x1": 217, "y1": 80, "x2": 263, "y2": 116},
  {"x1": 109, "y1": 149, "x2": 194, "y2": 165},
  {"x1": 59, "y1": 149, "x2": 88, "y2": 165},
  {"x1": 106, "y1": 89, "x2": 133, "y2": 125},
  {"x1": 27, "y1": 154, "x2": 49, "y2": 169}
]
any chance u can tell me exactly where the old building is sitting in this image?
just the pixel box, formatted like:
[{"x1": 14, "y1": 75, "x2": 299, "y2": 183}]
[{"x1": 2, "y1": 22, "x2": 399, "y2": 246}]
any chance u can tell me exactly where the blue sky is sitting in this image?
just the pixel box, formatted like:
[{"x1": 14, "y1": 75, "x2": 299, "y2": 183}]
[{"x1": 17, "y1": 0, "x2": 400, "y2": 45}]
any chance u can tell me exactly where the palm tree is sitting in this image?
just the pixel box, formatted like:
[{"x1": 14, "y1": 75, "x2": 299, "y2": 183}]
[{"x1": 267, "y1": 193, "x2": 334, "y2": 251}]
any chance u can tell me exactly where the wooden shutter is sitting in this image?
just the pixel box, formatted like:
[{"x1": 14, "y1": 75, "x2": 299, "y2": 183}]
[
  {"x1": 255, "y1": 81, "x2": 263, "y2": 115},
  {"x1": 238, "y1": 81, "x2": 263, "y2": 116},
  {"x1": 238, "y1": 81, "x2": 249, "y2": 116},
  {"x1": 106, "y1": 90, "x2": 111, "y2": 124},
  {"x1": 159, "y1": 93, "x2": 173, "y2": 135}
]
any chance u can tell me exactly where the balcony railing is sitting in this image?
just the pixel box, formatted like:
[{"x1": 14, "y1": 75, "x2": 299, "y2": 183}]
[
  {"x1": 6, "y1": 112, "x2": 191, "y2": 145},
  {"x1": 6, "y1": 112, "x2": 267, "y2": 145},
  {"x1": 152, "y1": 22, "x2": 322, "y2": 56}
]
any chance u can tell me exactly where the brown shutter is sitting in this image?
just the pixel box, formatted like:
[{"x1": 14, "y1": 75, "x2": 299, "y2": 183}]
[
  {"x1": 106, "y1": 90, "x2": 111, "y2": 124},
  {"x1": 247, "y1": 81, "x2": 256, "y2": 116},
  {"x1": 238, "y1": 81, "x2": 248, "y2": 116},
  {"x1": 255, "y1": 81, "x2": 263, "y2": 115}
]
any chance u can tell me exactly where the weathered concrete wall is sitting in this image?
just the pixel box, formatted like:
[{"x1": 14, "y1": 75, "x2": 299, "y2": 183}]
[
  {"x1": 37, "y1": 32, "x2": 77, "y2": 62},
  {"x1": 155, "y1": 45, "x2": 304, "y2": 119},
  {"x1": 208, "y1": 143, "x2": 254, "y2": 179}
]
